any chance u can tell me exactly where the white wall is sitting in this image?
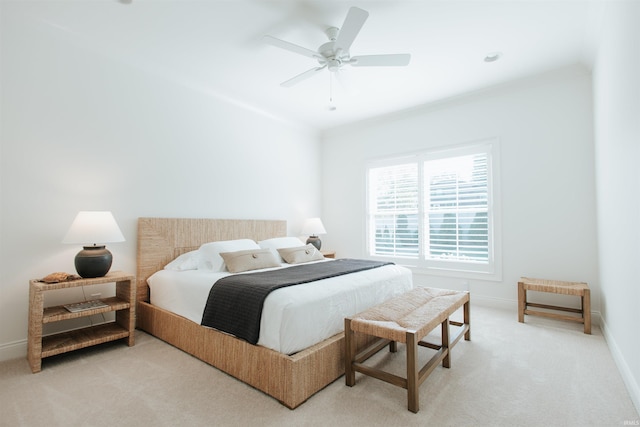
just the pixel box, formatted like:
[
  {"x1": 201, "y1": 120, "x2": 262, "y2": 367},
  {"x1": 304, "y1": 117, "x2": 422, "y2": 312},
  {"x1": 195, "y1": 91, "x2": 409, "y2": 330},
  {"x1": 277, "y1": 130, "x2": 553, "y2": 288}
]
[
  {"x1": 592, "y1": 1, "x2": 640, "y2": 413},
  {"x1": 0, "y1": 5, "x2": 321, "y2": 359},
  {"x1": 321, "y1": 66, "x2": 598, "y2": 308}
]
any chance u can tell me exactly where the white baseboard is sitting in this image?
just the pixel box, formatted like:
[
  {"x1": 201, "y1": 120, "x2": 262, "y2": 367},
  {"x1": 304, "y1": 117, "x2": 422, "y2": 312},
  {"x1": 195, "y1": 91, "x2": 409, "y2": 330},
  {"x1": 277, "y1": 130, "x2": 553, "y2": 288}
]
[
  {"x1": 601, "y1": 317, "x2": 640, "y2": 416},
  {"x1": 0, "y1": 339, "x2": 27, "y2": 363},
  {"x1": 469, "y1": 294, "x2": 516, "y2": 311},
  {"x1": 471, "y1": 294, "x2": 605, "y2": 328}
]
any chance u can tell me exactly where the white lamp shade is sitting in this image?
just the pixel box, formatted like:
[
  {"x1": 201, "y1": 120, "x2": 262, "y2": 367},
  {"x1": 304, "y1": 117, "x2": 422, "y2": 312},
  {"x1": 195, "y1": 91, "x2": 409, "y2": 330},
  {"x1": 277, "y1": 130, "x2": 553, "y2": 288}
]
[
  {"x1": 62, "y1": 211, "x2": 125, "y2": 245},
  {"x1": 301, "y1": 217, "x2": 327, "y2": 236}
]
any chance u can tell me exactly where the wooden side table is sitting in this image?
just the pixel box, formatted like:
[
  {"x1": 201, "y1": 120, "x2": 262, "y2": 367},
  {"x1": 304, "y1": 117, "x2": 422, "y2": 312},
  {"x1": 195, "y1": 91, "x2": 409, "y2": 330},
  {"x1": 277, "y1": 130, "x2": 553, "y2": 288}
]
[
  {"x1": 28, "y1": 271, "x2": 136, "y2": 373},
  {"x1": 518, "y1": 277, "x2": 591, "y2": 334}
]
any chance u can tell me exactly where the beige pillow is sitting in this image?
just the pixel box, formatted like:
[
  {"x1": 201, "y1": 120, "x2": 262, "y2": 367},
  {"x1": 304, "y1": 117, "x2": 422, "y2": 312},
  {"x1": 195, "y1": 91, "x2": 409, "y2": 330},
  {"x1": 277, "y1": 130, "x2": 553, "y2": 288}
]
[
  {"x1": 278, "y1": 244, "x2": 325, "y2": 264},
  {"x1": 219, "y1": 248, "x2": 281, "y2": 273}
]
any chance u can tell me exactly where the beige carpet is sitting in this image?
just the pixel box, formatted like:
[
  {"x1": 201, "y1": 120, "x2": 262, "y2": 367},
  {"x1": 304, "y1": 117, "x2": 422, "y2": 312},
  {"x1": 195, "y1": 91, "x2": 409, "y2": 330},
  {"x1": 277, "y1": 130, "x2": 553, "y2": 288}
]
[{"x1": 1, "y1": 304, "x2": 638, "y2": 427}]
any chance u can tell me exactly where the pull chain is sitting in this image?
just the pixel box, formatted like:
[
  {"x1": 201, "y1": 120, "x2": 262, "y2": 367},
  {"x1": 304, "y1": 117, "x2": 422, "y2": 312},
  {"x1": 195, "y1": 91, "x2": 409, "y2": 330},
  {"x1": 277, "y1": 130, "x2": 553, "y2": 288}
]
[{"x1": 328, "y1": 72, "x2": 336, "y2": 111}]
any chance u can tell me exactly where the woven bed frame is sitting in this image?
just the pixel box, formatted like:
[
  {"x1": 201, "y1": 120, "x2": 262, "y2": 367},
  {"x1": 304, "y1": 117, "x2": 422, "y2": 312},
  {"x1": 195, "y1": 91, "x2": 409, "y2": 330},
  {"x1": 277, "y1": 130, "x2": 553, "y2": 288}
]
[{"x1": 136, "y1": 217, "x2": 371, "y2": 409}]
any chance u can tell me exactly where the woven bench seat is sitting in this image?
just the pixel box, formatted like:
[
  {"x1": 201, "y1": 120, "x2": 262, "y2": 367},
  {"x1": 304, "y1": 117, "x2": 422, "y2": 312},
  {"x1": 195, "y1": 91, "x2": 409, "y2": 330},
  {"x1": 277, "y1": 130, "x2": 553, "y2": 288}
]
[{"x1": 345, "y1": 287, "x2": 470, "y2": 413}]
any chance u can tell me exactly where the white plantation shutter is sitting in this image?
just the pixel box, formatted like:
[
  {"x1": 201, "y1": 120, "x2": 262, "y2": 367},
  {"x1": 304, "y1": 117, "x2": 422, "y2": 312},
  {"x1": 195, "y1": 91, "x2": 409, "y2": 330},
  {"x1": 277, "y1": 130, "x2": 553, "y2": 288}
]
[
  {"x1": 369, "y1": 163, "x2": 419, "y2": 257},
  {"x1": 425, "y1": 153, "x2": 489, "y2": 261},
  {"x1": 366, "y1": 141, "x2": 500, "y2": 279}
]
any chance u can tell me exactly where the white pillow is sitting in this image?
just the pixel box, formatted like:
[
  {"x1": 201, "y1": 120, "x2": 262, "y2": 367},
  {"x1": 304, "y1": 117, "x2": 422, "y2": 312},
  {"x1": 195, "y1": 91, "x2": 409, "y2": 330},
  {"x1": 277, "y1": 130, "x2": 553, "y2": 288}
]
[
  {"x1": 164, "y1": 250, "x2": 200, "y2": 271},
  {"x1": 258, "y1": 237, "x2": 305, "y2": 262},
  {"x1": 197, "y1": 239, "x2": 260, "y2": 271}
]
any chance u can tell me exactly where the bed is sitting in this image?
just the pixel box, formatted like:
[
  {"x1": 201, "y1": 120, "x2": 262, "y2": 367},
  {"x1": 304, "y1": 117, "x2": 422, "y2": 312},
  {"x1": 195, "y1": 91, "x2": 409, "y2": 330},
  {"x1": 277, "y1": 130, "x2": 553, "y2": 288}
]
[{"x1": 136, "y1": 217, "x2": 412, "y2": 408}]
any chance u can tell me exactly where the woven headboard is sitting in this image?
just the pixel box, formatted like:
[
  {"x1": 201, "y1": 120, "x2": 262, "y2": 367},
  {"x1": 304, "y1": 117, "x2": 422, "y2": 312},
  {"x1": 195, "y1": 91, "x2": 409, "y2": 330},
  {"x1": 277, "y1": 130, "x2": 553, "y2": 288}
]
[{"x1": 136, "y1": 218, "x2": 287, "y2": 303}]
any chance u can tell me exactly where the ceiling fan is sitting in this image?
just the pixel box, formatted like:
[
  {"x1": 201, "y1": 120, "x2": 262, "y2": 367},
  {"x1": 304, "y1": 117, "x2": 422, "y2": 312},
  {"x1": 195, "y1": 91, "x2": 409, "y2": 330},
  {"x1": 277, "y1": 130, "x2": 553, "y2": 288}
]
[{"x1": 263, "y1": 6, "x2": 411, "y2": 87}]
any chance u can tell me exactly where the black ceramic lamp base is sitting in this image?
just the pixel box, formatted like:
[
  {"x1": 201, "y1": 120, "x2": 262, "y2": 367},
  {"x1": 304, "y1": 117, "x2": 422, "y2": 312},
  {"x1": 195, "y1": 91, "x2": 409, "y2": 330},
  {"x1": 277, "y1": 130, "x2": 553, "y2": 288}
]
[
  {"x1": 306, "y1": 236, "x2": 322, "y2": 250},
  {"x1": 75, "y1": 245, "x2": 113, "y2": 278}
]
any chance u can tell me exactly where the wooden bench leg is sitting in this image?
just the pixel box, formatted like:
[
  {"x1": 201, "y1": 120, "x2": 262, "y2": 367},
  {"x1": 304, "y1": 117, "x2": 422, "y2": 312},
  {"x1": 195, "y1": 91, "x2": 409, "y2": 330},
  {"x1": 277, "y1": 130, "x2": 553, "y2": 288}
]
[
  {"x1": 442, "y1": 317, "x2": 451, "y2": 368},
  {"x1": 389, "y1": 341, "x2": 397, "y2": 353},
  {"x1": 463, "y1": 299, "x2": 471, "y2": 341},
  {"x1": 344, "y1": 318, "x2": 356, "y2": 386},
  {"x1": 583, "y1": 289, "x2": 591, "y2": 335},
  {"x1": 406, "y1": 331, "x2": 419, "y2": 413},
  {"x1": 518, "y1": 282, "x2": 526, "y2": 323}
]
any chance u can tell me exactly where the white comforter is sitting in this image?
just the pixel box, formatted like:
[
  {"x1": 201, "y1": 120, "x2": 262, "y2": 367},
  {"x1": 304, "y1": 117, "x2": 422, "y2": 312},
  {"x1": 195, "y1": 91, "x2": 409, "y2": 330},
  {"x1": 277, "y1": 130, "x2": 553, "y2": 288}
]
[{"x1": 147, "y1": 260, "x2": 413, "y2": 354}]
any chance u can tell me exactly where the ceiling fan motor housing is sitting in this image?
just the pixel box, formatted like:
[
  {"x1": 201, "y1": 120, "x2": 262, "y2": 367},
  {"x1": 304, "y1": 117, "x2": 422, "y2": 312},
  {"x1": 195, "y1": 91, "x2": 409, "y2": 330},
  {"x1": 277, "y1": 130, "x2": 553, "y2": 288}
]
[{"x1": 319, "y1": 30, "x2": 350, "y2": 72}]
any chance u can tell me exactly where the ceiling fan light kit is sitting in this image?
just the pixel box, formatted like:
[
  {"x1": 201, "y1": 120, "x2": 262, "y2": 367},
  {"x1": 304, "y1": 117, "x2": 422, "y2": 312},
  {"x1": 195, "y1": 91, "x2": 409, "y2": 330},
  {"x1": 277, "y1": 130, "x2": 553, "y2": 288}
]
[{"x1": 263, "y1": 6, "x2": 411, "y2": 88}]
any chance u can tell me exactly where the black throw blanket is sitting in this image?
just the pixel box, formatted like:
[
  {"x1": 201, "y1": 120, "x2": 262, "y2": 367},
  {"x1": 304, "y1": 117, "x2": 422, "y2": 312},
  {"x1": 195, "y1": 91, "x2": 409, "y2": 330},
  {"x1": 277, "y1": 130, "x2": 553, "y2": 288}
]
[{"x1": 201, "y1": 258, "x2": 393, "y2": 345}]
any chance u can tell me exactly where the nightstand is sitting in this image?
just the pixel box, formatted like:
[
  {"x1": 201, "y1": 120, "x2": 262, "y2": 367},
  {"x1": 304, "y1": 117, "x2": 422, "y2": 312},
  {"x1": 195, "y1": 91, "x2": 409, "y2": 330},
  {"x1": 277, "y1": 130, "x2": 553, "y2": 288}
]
[
  {"x1": 321, "y1": 251, "x2": 336, "y2": 259},
  {"x1": 27, "y1": 271, "x2": 136, "y2": 373}
]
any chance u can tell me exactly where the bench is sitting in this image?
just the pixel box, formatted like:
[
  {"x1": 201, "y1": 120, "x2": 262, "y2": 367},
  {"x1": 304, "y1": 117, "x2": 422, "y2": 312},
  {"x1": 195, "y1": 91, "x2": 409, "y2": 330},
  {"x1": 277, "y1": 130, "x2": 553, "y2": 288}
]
[
  {"x1": 518, "y1": 277, "x2": 591, "y2": 334},
  {"x1": 344, "y1": 287, "x2": 470, "y2": 413}
]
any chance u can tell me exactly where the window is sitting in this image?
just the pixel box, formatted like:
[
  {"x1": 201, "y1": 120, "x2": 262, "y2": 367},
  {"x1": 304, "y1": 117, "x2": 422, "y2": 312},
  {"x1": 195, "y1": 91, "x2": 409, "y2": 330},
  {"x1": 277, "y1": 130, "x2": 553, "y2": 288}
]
[{"x1": 367, "y1": 140, "x2": 501, "y2": 280}]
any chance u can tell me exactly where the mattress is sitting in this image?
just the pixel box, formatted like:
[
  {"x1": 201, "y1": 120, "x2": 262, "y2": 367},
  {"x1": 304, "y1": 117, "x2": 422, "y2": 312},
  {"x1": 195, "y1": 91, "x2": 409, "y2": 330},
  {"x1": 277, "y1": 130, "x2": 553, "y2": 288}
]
[{"x1": 147, "y1": 260, "x2": 413, "y2": 354}]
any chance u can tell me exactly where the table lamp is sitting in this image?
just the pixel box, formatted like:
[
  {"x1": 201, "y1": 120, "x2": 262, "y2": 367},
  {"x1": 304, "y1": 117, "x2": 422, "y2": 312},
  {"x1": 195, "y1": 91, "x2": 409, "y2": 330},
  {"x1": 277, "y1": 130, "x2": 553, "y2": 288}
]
[
  {"x1": 62, "y1": 211, "x2": 125, "y2": 278},
  {"x1": 301, "y1": 217, "x2": 326, "y2": 250}
]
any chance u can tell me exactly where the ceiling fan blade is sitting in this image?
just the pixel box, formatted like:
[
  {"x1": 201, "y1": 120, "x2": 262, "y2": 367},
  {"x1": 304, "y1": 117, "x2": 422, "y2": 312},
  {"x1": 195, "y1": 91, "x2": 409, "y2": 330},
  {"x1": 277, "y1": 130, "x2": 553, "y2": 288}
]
[
  {"x1": 335, "y1": 7, "x2": 369, "y2": 53},
  {"x1": 350, "y1": 54, "x2": 411, "y2": 67},
  {"x1": 281, "y1": 65, "x2": 327, "y2": 87},
  {"x1": 262, "y1": 35, "x2": 321, "y2": 59}
]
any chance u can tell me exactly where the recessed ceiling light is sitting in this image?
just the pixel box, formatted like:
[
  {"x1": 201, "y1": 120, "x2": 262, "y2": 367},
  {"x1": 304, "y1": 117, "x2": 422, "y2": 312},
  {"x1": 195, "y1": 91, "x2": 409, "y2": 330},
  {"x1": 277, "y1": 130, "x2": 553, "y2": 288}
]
[{"x1": 484, "y1": 52, "x2": 502, "y2": 63}]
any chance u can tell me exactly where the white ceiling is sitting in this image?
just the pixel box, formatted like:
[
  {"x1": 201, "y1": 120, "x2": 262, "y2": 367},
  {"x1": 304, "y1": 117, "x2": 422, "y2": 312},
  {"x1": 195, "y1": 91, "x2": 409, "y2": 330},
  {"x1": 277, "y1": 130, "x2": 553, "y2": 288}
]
[{"x1": 18, "y1": 0, "x2": 602, "y2": 131}]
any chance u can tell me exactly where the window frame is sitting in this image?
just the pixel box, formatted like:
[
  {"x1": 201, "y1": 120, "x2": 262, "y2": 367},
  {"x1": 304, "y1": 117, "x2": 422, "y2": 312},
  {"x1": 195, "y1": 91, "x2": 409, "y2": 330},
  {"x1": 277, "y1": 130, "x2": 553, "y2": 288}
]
[{"x1": 366, "y1": 139, "x2": 502, "y2": 281}]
